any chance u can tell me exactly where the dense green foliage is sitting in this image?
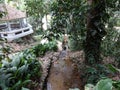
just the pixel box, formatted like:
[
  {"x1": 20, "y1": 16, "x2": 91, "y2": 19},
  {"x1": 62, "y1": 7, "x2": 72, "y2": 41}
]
[
  {"x1": 101, "y1": 17, "x2": 120, "y2": 67},
  {"x1": 31, "y1": 41, "x2": 57, "y2": 57},
  {"x1": 50, "y1": 0, "x2": 120, "y2": 85},
  {"x1": 85, "y1": 65, "x2": 120, "y2": 90},
  {"x1": 83, "y1": 64, "x2": 109, "y2": 84},
  {"x1": 25, "y1": 0, "x2": 44, "y2": 30},
  {"x1": 25, "y1": 0, "x2": 54, "y2": 31},
  {"x1": 92, "y1": 78, "x2": 120, "y2": 90},
  {"x1": 0, "y1": 48, "x2": 42, "y2": 90},
  {"x1": 94, "y1": 65, "x2": 120, "y2": 90},
  {"x1": 83, "y1": 0, "x2": 120, "y2": 84},
  {"x1": 51, "y1": 0, "x2": 87, "y2": 50},
  {"x1": 0, "y1": 0, "x2": 3, "y2": 3},
  {"x1": 0, "y1": 40, "x2": 57, "y2": 90}
]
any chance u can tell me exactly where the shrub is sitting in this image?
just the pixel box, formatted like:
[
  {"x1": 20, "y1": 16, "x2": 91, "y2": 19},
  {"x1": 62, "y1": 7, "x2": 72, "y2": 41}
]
[
  {"x1": 0, "y1": 49, "x2": 42, "y2": 90},
  {"x1": 33, "y1": 41, "x2": 57, "y2": 57},
  {"x1": 85, "y1": 65, "x2": 120, "y2": 90}
]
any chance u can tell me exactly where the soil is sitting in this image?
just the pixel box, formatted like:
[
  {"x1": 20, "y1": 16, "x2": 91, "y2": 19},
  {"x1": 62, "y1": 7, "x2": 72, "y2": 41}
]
[{"x1": 7, "y1": 41, "x2": 40, "y2": 52}]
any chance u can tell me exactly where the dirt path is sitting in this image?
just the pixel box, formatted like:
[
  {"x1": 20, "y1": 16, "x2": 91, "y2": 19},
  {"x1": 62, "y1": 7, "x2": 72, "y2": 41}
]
[{"x1": 5, "y1": 41, "x2": 40, "y2": 53}]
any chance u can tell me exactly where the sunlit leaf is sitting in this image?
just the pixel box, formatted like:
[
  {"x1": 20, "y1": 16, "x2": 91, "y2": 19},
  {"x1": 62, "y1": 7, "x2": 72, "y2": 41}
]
[{"x1": 94, "y1": 79, "x2": 113, "y2": 90}]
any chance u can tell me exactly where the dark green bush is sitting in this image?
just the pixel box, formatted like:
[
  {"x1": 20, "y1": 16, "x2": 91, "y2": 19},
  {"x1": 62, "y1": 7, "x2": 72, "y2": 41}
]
[
  {"x1": 33, "y1": 41, "x2": 57, "y2": 57},
  {"x1": 83, "y1": 64, "x2": 110, "y2": 84},
  {"x1": 0, "y1": 49, "x2": 42, "y2": 90},
  {"x1": 0, "y1": 40, "x2": 58, "y2": 89},
  {"x1": 101, "y1": 27, "x2": 120, "y2": 67},
  {"x1": 92, "y1": 65, "x2": 120, "y2": 90}
]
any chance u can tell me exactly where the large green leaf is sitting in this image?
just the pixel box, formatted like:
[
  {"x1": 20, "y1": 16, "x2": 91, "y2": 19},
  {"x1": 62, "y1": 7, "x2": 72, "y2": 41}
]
[
  {"x1": 113, "y1": 80, "x2": 120, "y2": 89},
  {"x1": 11, "y1": 80, "x2": 22, "y2": 90},
  {"x1": 107, "y1": 64, "x2": 120, "y2": 73},
  {"x1": 18, "y1": 64, "x2": 28, "y2": 74},
  {"x1": 85, "y1": 84, "x2": 94, "y2": 90},
  {"x1": 0, "y1": 73, "x2": 12, "y2": 89},
  {"x1": 22, "y1": 80, "x2": 31, "y2": 86},
  {"x1": 1, "y1": 60, "x2": 10, "y2": 68},
  {"x1": 94, "y1": 79, "x2": 113, "y2": 90},
  {"x1": 22, "y1": 87, "x2": 30, "y2": 90},
  {"x1": 11, "y1": 56, "x2": 21, "y2": 67}
]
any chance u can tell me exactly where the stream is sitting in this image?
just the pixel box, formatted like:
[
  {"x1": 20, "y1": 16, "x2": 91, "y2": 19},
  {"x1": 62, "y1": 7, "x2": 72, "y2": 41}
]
[{"x1": 43, "y1": 51, "x2": 82, "y2": 90}]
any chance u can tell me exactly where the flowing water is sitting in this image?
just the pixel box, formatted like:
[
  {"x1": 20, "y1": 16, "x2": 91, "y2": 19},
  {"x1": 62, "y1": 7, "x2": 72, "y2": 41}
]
[{"x1": 47, "y1": 55, "x2": 82, "y2": 90}]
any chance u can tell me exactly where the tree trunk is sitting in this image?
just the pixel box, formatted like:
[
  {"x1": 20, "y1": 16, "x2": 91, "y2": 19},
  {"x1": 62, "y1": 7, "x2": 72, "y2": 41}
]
[{"x1": 85, "y1": 0, "x2": 107, "y2": 65}]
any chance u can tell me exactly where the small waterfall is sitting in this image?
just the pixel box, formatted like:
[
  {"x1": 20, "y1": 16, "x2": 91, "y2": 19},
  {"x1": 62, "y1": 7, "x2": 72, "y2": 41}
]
[{"x1": 47, "y1": 82, "x2": 52, "y2": 90}]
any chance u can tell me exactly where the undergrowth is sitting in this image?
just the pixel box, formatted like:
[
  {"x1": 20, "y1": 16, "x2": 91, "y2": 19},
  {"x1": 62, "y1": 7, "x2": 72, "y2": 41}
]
[{"x1": 0, "y1": 40, "x2": 57, "y2": 90}]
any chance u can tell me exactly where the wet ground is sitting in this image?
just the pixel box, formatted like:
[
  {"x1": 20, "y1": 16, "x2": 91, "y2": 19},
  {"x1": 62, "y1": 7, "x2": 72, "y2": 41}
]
[{"x1": 47, "y1": 58, "x2": 82, "y2": 90}]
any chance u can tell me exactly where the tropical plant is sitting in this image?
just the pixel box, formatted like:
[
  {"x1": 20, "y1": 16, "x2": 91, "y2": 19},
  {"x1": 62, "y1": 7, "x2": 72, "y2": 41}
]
[
  {"x1": 0, "y1": 37, "x2": 58, "y2": 89},
  {"x1": 32, "y1": 40, "x2": 57, "y2": 57},
  {"x1": 101, "y1": 16, "x2": 120, "y2": 67},
  {"x1": 95, "y1": 65, "x2": 120, "y2": 90},
  {"x1": 83, "y1": 64, "x2": 110, "y2": 84},
  {"x1": 85, "y1": 78, "x2": 120, "y2": 90},
  {"x1": 0, "y1": 47, "x2": 42, "y2": 90}
]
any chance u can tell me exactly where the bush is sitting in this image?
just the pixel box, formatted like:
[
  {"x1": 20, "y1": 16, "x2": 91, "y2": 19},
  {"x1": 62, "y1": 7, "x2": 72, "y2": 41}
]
[
  {"x1": 32, "y1": 41, "x2": 57, "y2": 57},
  {"x1": 101, "y1": 27, "x2": 120, "y2": 67},
  {"x1": 0, "y1": 49, "x2": 42, "y2": 90},
  {"x1": 85, "y1": 65, "x2": 120, "y2": 90},
  {"x1": 83, "y1": 64, "x2": 110, "y2": 84},
  {"x1": 0, "y1": 39, "x2": 57, "y2": 89}
]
